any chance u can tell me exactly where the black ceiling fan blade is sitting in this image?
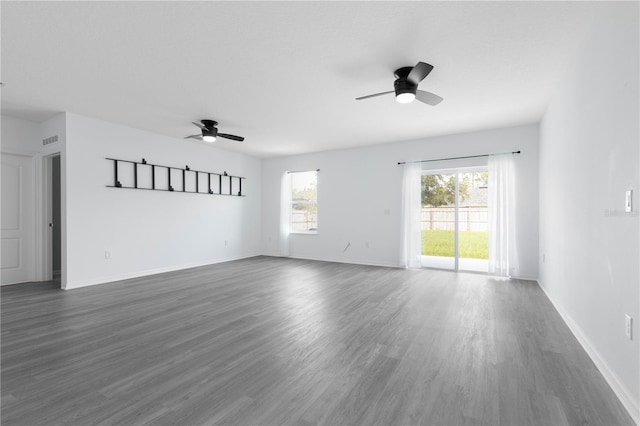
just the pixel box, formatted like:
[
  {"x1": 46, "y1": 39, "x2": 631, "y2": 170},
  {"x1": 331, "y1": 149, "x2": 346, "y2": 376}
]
[
  {"x1": 192, "y1": 121, "x2": 207, "y2": 130},
  {"x1": 185, "y1": 134, "x2": 203, "y2": 140},
  {"x1": 407, "y1": 62, "x2": 434, "y2": 85},
  {"x1": 355, "y1": 90, "x2": 394, "y2": 100},
  {"x1": 218, "y1": 133, "x2": 245, "y2": 142},
  {"x1": 415, "y1": 90, "x2": 443, "y2": 106}
]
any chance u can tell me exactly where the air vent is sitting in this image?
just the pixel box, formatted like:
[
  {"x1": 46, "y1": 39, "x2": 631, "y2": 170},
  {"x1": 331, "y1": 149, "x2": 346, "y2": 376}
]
[{"x1": 42, "y1": 135, "x2": 58, "y2": 146}]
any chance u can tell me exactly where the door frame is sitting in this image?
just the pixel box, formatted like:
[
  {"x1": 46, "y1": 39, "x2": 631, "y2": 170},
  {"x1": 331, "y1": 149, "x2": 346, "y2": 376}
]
[{"x1": 41, "y1": 153, "x2": 62, "y2": 284}]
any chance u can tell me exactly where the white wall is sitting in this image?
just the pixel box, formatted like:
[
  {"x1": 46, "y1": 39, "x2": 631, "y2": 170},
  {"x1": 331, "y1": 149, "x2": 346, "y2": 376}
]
[
  {"x1": 262, "y1": 124, "x2": 539, "y2": 278},
  {"x1": 1, "y1": 114, "x2": 66, "y2": 284},
  {"x1": 1, "y1": 115, "x2": 41, "y2": 154},
  {"x1": 1, "y1": 116, "x2": 40, "y2": 284},
  {"x1": 539, "y1": 3, "x2": 639, "y2": 422},
  {"x1": 64, "y1": 114, "x2": 262, "y2": 289}
]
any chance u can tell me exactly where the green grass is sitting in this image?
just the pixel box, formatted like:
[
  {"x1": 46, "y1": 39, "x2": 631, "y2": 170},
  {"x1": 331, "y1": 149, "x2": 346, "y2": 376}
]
[{"x1": 421, "y1": 230, "x2": 488, "y2": 259}]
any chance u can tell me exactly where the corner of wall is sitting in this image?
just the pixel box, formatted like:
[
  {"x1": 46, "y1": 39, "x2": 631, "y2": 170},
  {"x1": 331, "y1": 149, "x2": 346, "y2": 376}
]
[
  {"x1": 537, "y1": 280, "x2": 640, "y2": 424},
  {"x1": 538, "y1": 3, "x2": 639, "y2": 422}
]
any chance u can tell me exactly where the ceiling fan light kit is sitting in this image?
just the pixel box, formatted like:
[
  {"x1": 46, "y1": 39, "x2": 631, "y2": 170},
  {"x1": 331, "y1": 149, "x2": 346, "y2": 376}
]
[
  {"x1": 356, "y1": 61, "x2": 443, "y2": 106},
  {"x1": 394, "y1": 66, "x2": 418, "y2": 103}
]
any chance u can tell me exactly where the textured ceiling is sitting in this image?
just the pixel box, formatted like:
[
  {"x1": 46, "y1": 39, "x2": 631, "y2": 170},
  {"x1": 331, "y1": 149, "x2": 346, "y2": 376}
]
[{"x1": 1, "y1": 1, "x2": 608, "y2": 157}]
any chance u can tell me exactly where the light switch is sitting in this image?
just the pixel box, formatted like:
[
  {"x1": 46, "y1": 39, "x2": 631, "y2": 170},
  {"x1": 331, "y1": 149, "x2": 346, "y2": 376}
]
[{"x1": 625, "y1": 190, "x2": 632, "y2": 213}]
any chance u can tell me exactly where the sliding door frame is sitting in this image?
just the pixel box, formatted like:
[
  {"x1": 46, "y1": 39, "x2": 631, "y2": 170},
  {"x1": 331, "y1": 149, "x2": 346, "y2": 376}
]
[{"x1": 421, "y1": 164, "x2": 488, "y2": 273}]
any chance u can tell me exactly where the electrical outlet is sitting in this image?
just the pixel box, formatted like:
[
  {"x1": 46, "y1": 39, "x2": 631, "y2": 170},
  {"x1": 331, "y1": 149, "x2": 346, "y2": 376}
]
[
  {"x1": 105, "y1": 251, "x2": 111, "y2": 260},
  {"x1": 625, "y1": 190, "x2": 632, "y2": 213},
  {"x1": 625, "y1": 314, "x2": 633, "y2": 340}
]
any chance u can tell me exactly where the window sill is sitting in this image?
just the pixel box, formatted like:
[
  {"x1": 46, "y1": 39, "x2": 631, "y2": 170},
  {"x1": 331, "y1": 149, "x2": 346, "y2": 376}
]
[{"x1": 290, "y1": 231, "x2": 318, "y2": 235}]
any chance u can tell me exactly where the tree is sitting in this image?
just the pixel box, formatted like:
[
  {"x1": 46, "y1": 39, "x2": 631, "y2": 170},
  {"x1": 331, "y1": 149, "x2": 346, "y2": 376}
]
[
  {"x1": 291, "y1": 186, "x2": 317, "y2": 202},
  {"x1": 421, "y1": 174, "x2": 468, "y2": 207},
  {"x1": 291, "y1": 181, "x2": 317, "y2": 212},
  {"x1": 473, "y1": 171, "x2": 488, "y2": 187}
]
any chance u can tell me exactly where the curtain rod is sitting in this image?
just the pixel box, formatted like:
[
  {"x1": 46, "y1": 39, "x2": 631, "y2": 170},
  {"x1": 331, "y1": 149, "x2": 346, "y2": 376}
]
[
  {"x1": 287, "y1": 169, "x2": 320, "y2": 174},
  {"x1": 397, "y1": 150, "x2": 520, "y2": 165}
]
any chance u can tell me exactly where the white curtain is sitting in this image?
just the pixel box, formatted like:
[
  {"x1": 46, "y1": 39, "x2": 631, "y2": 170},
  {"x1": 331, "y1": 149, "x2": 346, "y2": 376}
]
[
  {"x1": 400, "y1": 163, "x2": 422, "y2": 268},
  {"x1": 279, "y1": 171, "x2": 291, "y2": 256},
  {"x1": 488, "y1": 154, "x2": 519, "y2": 277}
]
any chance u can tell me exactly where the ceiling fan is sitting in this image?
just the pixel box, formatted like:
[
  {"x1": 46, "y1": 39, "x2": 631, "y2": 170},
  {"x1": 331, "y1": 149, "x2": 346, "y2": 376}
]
[
  {"x1": 356, "y1": 61, "x2": 443, "y2": 106},
  {"x1": 185, "y1": 120, "x2": 244, "y2": 143}
]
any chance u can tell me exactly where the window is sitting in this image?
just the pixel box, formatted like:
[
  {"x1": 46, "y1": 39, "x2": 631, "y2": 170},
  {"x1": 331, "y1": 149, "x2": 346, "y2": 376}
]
[{"x1": 289, "y1": 170, "x2": 318, "y2": 233}]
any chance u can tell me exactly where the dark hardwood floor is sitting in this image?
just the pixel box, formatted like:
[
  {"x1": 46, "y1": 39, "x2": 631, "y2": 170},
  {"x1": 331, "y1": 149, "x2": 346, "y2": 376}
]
[{"x1": 1, "y1": 256, "x2": 634, "y2": 425}]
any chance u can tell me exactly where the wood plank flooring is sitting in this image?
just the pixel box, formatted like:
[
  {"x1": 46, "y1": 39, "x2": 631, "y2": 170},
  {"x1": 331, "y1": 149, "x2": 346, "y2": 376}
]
[{"x1": 1, "y1": 256, "x2": 634, "y2": 425}]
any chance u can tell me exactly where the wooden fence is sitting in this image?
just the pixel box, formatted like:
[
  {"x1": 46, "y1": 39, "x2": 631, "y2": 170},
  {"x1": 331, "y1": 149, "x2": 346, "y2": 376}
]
[
  {"x1": 290, "y1": 207, "x2": 486, "y2": 233},
  {"x1": 292, "y1": 210, "x2": 318, "y2": 232},
  {"x1": 421, "y1": 206, "x2": 488, "y2": 232}
]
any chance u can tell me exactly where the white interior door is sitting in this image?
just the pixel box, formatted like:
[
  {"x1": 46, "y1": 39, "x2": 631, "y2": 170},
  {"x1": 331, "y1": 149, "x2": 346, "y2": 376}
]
[{"x1": 1, "y1": 153, "x2": 34, "y2": 285}]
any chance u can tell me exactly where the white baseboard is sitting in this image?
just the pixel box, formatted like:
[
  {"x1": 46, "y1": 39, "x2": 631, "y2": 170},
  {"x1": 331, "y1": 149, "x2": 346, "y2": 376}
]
[
  {"x1": 284, "y1": 255, "x2": 541, "y2": 278},
  {"x1": 537, "y1": 280, "x2": 639, "y2": 425},
  {"x1": 511, "y1": 273, "x2": 538, "y2": 281},
  {"x1": 286, "y1": 254, "x2": 402, "y2": 269},
  {"x1": 0, "y1": 279, "x2": 35, "y2": 286},
  {"x1": 63, "y1": 253, "x2": 261, "y2": 290}
]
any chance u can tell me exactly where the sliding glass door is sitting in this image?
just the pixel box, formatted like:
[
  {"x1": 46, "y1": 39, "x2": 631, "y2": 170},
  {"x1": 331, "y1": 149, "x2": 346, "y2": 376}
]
[
  {"x1": 421, "y1": 169, "x2": 488, "y2": 272},
  {"x1": 420, "y1": 173, "x2": 457, "y2": 270}
]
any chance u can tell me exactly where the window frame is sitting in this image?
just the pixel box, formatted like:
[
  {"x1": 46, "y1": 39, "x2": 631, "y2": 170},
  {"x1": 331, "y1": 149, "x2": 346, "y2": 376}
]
[{"x1": 288, "y1": 170, "x2": 318, "y2": 235}]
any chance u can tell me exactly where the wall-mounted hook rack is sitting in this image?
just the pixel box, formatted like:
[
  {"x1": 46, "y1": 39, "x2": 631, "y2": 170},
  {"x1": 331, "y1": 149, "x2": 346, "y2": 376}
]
[{"x1": 106, "y1": 157, "x2": 245, "y2": 197}]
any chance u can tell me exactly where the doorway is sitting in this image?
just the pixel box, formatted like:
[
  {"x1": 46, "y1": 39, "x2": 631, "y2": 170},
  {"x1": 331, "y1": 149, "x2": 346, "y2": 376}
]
[
  {"x1": 51, "y1": 155, "x2": 61, "y2": 283},
  {"x1": 420, "y1": 168, "x2": 489, "y2": 272},
  {"x1": 43, "y1": 153, "x2": 62, "y2": 286}
]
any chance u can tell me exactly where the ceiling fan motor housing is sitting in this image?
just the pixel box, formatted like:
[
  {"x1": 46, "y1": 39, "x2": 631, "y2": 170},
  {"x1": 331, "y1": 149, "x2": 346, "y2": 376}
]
[
  {"x1": 393, "y1": 66, "x2": 418, "y2": 97},
  {"x1": 394, "y1": 78, "x2": 417, "y2": 97},
  {"x1": 200, "y1": 120, "x2": 218, "y2": 138},
  {"x1": 202, "y1": 127, "x2": 218, "y2": 138},
  {"x1": 201, "y1": 119, "x2": 217, "y2": 127}
]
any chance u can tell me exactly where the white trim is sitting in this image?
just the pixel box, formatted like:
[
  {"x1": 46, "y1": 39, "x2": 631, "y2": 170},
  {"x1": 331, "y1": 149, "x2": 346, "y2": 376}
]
[
  {"x1": 510, "y1": 273, "x2": 538, "y2": 281},
  {"x1": 282, "y1": 254, "x2": 537, "y2": 277},
  {"x1": 0, "y1": 280, "x2": 32, "y2": 287},
  {"x1": 38, "y1": 153, "x2": 63, "y2": 284},
  {"x1": 30, "y1": 154, "x2": 39, "y2": 282},
  {"x1": 41, "y1": 154, "x2": 53, "y2": 281},
  {"x1": 0, "y1": 148, "x2": 40, "y2": 157},
  {"x1": 454, "y1": 174, "x2": 459, "y2": 271},
  {"x1": 538, "y1": 280, "x2": 639, "y2": 425},
  {"x1": 64, "y1": 252, "x2": 261, "y2": 290},
  {"x1": 34, "y1": 153, "x2": 45, "y2": 281},
  {"x1": 285, "y1": 254, "x2": 402, "y2": 269}
]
